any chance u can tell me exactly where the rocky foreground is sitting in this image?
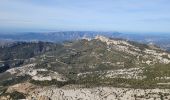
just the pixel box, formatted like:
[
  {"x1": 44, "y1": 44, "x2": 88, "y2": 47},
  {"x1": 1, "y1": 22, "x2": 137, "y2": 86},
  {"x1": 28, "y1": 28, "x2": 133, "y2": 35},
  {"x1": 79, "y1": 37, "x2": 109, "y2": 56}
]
[{"x1": 0, "y1": 82, "x2": 170, "y2": 100}]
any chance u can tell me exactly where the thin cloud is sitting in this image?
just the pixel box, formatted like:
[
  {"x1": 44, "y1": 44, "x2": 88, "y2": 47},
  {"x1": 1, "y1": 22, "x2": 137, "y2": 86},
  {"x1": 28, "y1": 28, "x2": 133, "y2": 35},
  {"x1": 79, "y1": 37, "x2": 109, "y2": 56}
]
[{"x1": 0, "y1": 0, "x2": 170, "y2": 32}]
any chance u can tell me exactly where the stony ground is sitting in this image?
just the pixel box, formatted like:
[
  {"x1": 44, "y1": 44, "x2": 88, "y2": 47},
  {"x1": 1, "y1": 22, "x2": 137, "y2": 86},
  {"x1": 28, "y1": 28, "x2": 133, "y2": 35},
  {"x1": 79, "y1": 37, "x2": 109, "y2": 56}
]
[{"x1": 1, "y1": 82, "x2": 170, "y2": 100}]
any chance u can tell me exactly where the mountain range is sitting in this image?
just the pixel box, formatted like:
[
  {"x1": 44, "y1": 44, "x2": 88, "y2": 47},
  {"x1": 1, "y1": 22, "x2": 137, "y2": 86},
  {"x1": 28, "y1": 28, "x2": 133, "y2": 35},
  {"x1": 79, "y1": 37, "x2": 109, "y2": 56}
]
[
  {"x1": 1, "y1": 35, "x2": 170, "y2": 99},
  {"x1": 1, "y1": 31, "x2": 170, "y2": 51}
]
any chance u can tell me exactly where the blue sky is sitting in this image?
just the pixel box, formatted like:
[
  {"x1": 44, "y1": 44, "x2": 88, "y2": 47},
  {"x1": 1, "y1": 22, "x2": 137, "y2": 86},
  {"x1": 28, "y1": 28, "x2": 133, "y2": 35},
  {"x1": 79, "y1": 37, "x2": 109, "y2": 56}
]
[{"x1": 0, "y1": 0, "x2": 170, "y2": 33}]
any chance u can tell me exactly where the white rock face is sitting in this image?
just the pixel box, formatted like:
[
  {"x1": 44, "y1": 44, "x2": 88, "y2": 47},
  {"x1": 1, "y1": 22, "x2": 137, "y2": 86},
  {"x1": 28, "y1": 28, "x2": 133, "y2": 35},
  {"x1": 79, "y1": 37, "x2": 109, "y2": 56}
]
[
  {"x1": 82, "y1": 35, "x2": 92, "y2": 41},
  {"x1": 6, "y1": 63, "x2": 67, "y2": 82},
  {"x1": 95, "y1": 35, "x2": 132, "y2": 46},
  {"x1": 29, "y1": 86, "x2": 170, "y2": 100},
  {"x1": 32, "y1": 71, "x2": 67, "y2": 81},
  {"x1": 105, "y1": 68, "x2": 145, "y2": 79},
  {"x1": 27, "y1": 69, "x2": 48, "y2": 76},
  {"x1": 168, "y1": 54, "x2": 170, "y2": 58},
  {"x1": 7, "y1": 63, "x2": 36, "y2": 75},
  {"x1": 144, "y1": 49, "x2": 170, "y2": 64},
  {"x1": 77, "y1": 68, "x2": 145, "y2": 80},
  {"x1": 96, "y1": 35, "x2": 170, "y2": 64},
  {"x1": 4, "y1": 82, "x2": 170, "y2": 100},
  {"x1": 32, "y1": 75, "x2": 52, "y2": 81},
  {"x1": 95, "y1": 35, "x2": 140, "y2": 56}
]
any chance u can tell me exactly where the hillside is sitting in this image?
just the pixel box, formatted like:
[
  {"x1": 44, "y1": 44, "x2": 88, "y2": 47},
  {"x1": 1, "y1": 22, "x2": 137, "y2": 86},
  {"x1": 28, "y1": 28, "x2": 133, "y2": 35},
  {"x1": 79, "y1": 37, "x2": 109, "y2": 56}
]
[{"x1": 1, "y1": 36, "x2": 170, "y2": 99}]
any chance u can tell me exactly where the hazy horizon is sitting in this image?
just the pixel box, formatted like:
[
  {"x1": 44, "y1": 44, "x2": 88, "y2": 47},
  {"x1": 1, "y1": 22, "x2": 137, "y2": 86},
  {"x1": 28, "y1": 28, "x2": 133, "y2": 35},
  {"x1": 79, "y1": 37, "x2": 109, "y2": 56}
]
[{"x1": 1, "y1": 0, "x2": 170, "y2": 33}]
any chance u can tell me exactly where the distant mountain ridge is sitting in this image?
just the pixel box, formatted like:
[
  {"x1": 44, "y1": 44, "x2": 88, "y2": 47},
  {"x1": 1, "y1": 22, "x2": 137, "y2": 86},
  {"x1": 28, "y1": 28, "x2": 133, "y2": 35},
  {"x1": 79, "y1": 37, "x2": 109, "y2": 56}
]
[
  {"x1": 1, "y1": 31, "x2": 170, "y2": 51},
  {"x1": 0, "y1": 31, "x2": 122, "y2": 42}
]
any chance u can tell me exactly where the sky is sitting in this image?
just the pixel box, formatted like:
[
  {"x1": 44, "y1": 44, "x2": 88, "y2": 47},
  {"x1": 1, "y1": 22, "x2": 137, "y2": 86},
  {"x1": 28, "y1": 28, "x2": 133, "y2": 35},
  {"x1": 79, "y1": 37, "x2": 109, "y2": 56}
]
[{"x1": 0, "y1": 0, "x2": 170, "y2": 33}]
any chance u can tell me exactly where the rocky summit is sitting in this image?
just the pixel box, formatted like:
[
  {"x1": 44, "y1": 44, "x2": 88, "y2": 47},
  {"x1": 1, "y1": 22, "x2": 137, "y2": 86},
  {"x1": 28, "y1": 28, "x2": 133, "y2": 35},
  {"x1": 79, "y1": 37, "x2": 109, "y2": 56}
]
[{"x1": 1, "y1": 36, "x2": 170, "y2": 100}]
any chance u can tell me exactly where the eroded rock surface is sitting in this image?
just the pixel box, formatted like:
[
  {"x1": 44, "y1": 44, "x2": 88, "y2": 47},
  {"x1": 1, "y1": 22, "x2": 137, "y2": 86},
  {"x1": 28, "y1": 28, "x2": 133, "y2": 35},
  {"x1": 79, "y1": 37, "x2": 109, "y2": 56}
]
[{"x1": 2, "y1": 82, "x2": 170, "y2": 100}]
